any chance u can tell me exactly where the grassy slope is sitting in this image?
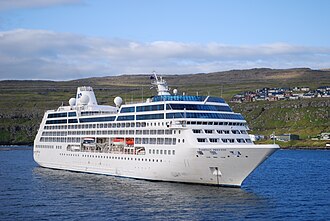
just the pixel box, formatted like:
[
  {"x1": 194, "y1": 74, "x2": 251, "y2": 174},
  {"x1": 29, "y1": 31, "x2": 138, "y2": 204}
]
[{"x1": 0, "y1": 68, "x2": 329, "y2": 146}]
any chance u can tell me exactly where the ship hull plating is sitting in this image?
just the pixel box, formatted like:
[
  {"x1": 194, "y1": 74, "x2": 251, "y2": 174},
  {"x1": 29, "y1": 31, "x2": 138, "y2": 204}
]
[{"x1": 34, "y1": 144, "x2": 278, "y2": 187}]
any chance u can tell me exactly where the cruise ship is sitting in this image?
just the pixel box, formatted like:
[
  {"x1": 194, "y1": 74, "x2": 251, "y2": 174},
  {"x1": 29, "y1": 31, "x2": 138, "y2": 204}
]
[{"x1": 33, "y1": 73, "x2": 279, "y2": 187}]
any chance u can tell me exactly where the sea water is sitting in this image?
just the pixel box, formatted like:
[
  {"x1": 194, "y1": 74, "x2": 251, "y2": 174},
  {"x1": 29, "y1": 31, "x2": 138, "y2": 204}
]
[{"x1": 0, "y1": 147, "x2": 329, "y2": 220}]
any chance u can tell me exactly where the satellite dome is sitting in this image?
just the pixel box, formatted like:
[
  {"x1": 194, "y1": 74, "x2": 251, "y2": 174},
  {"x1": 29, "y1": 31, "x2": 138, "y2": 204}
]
[
  {"x1": 69, "y1": 98, "x2": 76, "y2": 106},
  {"x1": 114, "y1": 96, "x2": 123, "y2": 107},
  {"x1": 173, "y1": 89, "x2": 178, "y2": 95},
  {"x1": 80, "y1": 94, "x2": 90, "y2": 105}
]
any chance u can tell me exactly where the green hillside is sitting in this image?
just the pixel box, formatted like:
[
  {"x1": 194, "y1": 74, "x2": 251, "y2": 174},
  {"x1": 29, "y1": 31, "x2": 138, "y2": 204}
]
[{"x1": 0, "y1": 68, "x2": 329, "y2": 147}]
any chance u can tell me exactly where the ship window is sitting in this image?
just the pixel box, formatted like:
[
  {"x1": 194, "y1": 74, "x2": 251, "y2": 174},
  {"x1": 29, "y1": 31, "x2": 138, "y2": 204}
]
[
  {"x1": 150, "y1": 130, "x2": 157, "y2": 135},
  {"x1": 197, "y1": 138, "x2": 206, "y2": 143},
  {"x1": 166, "y1": 104, "x2": 232, "y2": 112},
  {"x1": 68, "y1": 112, "x2": 76, "y2": 117},
  {"x1": 209, "y1": 138, "x2": 219, "y2": 143},
  {"x1": 143, "y1": 130, "x2": 149, "y2": 135},
  {"x1": 237, "y1": 139, "x2": 246, "y2": 143},
  {"x1": 240, "y1": 130, "x2": 247, "y2": 134},
  {"x1": 149, "y1": 138, "x2": 156, "y2": 144},
  {"x1": 222, "y1": 139, "x2": 228, "y2": 143},
  {"x1": 165, "y1": 138, "x2": 172, "y2": 144},
  {"x1": 68, "y1": 119, "x2": 78, "y2": 124},
  {"x1": 135, "y1": 138, "x2": 141, "y2": 144},
  {"x1": 217, "y1": 130, "x2": 230, "y2": 134},
  {"x1": 46, "y1": 119, "x2": 67, "y2": 124},
  {"x1": 142, "y1": 138, "x2": 148, "y2": 144},
  {"x1": 168, "y1": 150, "x2": 171, "y2": 155},
  {"x1": 165, "y1": 130, "x2": 172, "y2": 135},
  {"x1": 172, "y1": 138, "x2": 176, "y2": 145},
  {"x1": 157, "y1": 130, "x2": 164, "y2": 135},
  {"x1": 48, "y1": 112, "x2": 67, "y2": 118},
  {"x1": 157, "y1": 138, "x2": 164, "y2": 144},
  {"x1": 245, "y1": 139, "x2": 252, "y2": 143},
  {"x1": 164, "y1": 150, "x2": 167, "y2": 155},
  {"x1": 120, "y1": 106, "x2": 135, "y2": 113},
  {"x1": 117, "y1": 115, "x2": 135, "y2": 121},
  {"x1": 136, "y1": 104, "x2": 164, "y2": 112},
  {"x1": 232, "y1": 130, "x2": 240, "y2": 134},
  {"x1": 204, "y1": 130, "x2": 213, "y2": 134},
  {"x1": 80, "y1": 116, "x2": 115, "y2": 123}
]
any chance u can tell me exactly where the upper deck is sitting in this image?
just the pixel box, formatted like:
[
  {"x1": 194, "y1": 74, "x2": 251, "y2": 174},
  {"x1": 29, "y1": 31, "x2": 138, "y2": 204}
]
[{"x1": 43, "y1": 73, "x2": 246, "y2": 124}]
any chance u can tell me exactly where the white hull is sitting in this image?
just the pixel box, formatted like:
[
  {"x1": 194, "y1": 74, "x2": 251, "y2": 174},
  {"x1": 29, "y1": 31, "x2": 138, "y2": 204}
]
[{"x1": 34, "y1": 144, "x2": 278, "y2": 187}]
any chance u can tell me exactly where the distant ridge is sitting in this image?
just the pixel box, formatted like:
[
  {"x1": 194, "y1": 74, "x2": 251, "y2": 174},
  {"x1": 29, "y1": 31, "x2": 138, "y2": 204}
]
[
  {"x1": 0, "y1": 67, "x2": 329, "y2": 146},
  {"x1": 65, "y1": 67, "x2": 330, "y2": 89}
]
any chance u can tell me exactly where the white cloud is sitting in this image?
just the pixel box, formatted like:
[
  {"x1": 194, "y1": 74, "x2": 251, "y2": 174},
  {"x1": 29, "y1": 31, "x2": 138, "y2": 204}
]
[
  {"x1": 0, "y1": 0, "x2": 81, "y2": 11},
  {"x1": 0, "y1": 29, "x2": 330, "y2": 80}
]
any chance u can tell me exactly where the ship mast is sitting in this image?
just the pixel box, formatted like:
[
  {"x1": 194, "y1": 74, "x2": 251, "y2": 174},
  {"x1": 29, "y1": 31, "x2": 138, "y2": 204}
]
[{"x1": 151, "y1": 71, "x2": 171, "y2": 96}]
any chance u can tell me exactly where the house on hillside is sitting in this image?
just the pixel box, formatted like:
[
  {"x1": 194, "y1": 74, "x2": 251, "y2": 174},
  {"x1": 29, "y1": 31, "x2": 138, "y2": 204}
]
[
  {"x1": 301, "y1": 87, "x2": 310, "y2": 92},
  {"x1": 302, "y1": 93, "x2": 315, "y2": 99},
  {"x1": 320, "y1": 133, "x2": 330, "y2": 140},
  {"x1": 317, "y1": 86, "x2": 330, "y2": 92},
  {"x1": 276, "y1": 134, "x2": 299, "y2": 142}
]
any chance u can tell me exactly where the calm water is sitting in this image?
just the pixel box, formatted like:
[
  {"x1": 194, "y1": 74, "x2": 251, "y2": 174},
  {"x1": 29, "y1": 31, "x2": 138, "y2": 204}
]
[{"x1": 0, "y1": 147, "x2": 329, "y2": 221}]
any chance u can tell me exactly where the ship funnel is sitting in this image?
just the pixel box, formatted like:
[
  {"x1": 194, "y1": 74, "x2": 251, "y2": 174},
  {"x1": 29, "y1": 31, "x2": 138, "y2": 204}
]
[{"x1": 76, "y1": 86, "x2": 98, "y2": 106}]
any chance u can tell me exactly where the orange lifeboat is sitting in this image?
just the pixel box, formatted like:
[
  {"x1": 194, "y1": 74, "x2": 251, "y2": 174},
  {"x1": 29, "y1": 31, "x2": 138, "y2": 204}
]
[
  {"x1": 112, "y1": 138, "x2": 125, "y2": 145},
  {"x1": 126, "y1": 138, "x2": 134, "y2": 145}
]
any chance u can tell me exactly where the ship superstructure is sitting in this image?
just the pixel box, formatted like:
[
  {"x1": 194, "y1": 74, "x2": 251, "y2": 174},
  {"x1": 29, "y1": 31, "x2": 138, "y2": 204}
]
[{"x1": 33, "y1": 73, "x2": 279, "y2": 187}]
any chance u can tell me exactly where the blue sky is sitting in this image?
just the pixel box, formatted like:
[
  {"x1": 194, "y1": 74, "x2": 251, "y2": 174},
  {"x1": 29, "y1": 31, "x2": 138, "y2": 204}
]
[{"x1": 0, "y1": 0, "x2": 330, "y2": 80}]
